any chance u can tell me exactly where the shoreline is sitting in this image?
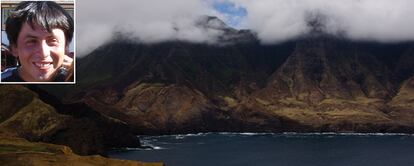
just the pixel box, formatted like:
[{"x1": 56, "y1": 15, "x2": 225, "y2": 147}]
[{"x1": 108, "y1": 132, "x2": 414, "y2": 152}]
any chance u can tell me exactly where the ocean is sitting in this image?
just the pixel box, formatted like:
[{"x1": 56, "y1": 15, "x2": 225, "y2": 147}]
[{"x1": 109, "y1": 133, "x2": 414, "y2": 166}]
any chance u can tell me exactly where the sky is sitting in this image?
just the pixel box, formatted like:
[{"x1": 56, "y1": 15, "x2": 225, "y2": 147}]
[
  {"x1": 76, "y1": 0, "x2": 414, "y2": 57},
  {"x1": 212, "y1": 0, "x2": 247, "y2": 28}
]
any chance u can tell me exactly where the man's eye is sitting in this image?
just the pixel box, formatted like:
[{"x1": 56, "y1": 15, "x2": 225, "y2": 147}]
[
  {"x1": 25, "y1": 39, "x2": 37, "y2": 46},
  {"x1": 47, "y1": 38, "x2": 59, "y2": 46}
]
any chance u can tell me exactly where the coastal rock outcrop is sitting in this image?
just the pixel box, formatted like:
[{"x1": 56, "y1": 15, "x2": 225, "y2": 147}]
[
  {"x1": 0, "y1": 85, "x2": 140, "y2": 155},
  {"x1": 0, "y1": 134, "x2": 163, "y2": 166}
]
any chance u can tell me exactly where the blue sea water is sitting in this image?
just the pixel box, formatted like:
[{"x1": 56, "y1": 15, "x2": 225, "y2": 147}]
[{"x1": 108, "y1": 133, "x2": 414, "y2": 166}]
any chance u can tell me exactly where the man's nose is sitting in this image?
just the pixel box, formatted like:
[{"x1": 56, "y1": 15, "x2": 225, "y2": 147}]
[{"x1": 36, "y1": 41, "x2": 51, "y2": 58}]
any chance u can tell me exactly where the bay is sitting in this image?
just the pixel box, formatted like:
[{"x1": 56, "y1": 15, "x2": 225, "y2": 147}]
[{"x1": 109, "y1": 133, "x2": 414, "y2": 166}]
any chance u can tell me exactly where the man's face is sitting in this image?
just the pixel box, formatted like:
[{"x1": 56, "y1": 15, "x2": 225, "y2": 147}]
[{"x1": 12, "y1": 22, "x2": 66, "y2": 82}]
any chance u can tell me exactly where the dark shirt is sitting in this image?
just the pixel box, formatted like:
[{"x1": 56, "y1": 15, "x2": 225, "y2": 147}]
[
  {"x1": 1, "y1": 67, "x2": 24, "y2": 82},
  {"x1": 1, "y1": 67, "x2": 70, "y2": 82}
]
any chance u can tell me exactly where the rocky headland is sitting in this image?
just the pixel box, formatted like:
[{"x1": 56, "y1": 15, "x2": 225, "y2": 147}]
[{"x1": 0, "y1": 85, "x2": 163, "y2": 165}]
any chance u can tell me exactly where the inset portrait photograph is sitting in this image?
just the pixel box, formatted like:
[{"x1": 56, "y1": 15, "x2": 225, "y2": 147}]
[{"x1": 1, "y1": 0, "x2": 75, "y2": 83}]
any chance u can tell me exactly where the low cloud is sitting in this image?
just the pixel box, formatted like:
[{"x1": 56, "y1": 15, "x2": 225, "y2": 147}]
[
  {"x1": 230, "y1": 0, "x2": 414, "y2": 43},
  {"x1": 77, "y1": 0, "x2": 222, "y2": 56},
  {"x1": 77, "y1": 0, "x2": 414, "y2": 56}
]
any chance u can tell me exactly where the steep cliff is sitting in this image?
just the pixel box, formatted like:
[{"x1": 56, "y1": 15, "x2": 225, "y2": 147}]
[
  {"x1": 0, "y1": 85, "x2": 140, "y2": 155},
  {"x1": 42, "y1": 17, "x2": 414, "y2": 134},
  {"x1": 63, "y1": 36, "x2": 413, "y2": 134}
]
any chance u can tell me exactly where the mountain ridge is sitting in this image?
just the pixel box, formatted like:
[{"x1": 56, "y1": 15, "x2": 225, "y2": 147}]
[{"x1": 43, "y1": 16, "x2": 414, "y2": 134}]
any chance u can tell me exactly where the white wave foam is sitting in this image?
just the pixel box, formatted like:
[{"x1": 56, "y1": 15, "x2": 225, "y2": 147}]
[
  {"x1": 137, "y1": 132, "x2": 414, "y2": 140},
  {"x1": 138, "y1": 139, "x2": 167, "y2": 150},
  {"x1": 171, "y1": 133, "x2": 208, "y2": 139},
  {"x1": 152, "y1": 146, "x2": 164, "y2": 150},
  {"x1": 139, "y1": 133, "x2": 209, "y2": 139},
  {"x1": 112, "y1": 146, "x2": 165, "y2": 151},
  {"x1": 216, "y1": 132, "x2": 273, "y2": 136},
  {"x1": 280, "y1": 132, "x2": 414, "y2": 137}
]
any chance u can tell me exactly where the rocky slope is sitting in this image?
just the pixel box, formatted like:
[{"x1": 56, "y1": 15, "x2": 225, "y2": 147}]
[
  {"x1": 46, "y1": 17, "x2": 414, "y2": 134},
  {"x1": 387, "y1": 76, "x2": 414, "y2": 126},
  {"x1": 64, "y1": 37, "x2": 413, "y2": 134},
  {"x1": 0, "y1": 85, "x2": 140, "y2": 155},
  {"x1": 0, "y1": 134, "x2": 163, "y2": 166},
  {"x1": 239, "y1": 36, "x2": 413, "y2": 132}
]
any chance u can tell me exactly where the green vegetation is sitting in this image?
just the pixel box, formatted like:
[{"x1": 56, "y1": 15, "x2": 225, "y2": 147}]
[
  {"x1": 255, "y1": 98, "x2": 271, "y2": 106},
  {"x1": 0, "y1": 85, "x2": 37, "y2": 122},
  {"x1": 278, "y1": 98, "x2": 308, "y2": 107},
  {"x1": 223, "y1": 96, "x2": 238, "y2": 108},
  {"x1": 272, "y1": 108, "x2": 322, "y2": 126},
  {"x1": 0, "y1": 135, "x2": 67, "y2": 154},
  {"x1": 0, "y1": 144, "x2": 51, "y2": 153},
  {"x1": 282, "y1": 76, "x2": 294, "y2": 94},
  {"x1": 0, "y1": 98, "x2": 69, "y2": 141},
  {"x1": 322, "y1": 109, "x2": 391, "y2": 124}
]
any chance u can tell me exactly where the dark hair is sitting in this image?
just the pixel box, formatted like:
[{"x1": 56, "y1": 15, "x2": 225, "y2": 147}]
[{"x1": 5, "y1": 1, "x2": 74, "y2": 47}]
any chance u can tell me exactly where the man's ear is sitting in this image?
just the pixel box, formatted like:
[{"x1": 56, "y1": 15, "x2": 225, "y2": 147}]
[{"x1": 10, "y1": 44, "x2": 18, "y2": 58}]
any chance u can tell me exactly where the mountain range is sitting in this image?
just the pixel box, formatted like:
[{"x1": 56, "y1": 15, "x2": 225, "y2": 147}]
[
  {"x1": 1, "y1": 15, "x2": 413, "y2": 164},
  {"x1": 58, "y1": 16, "x2": 414, "y2": 134}
]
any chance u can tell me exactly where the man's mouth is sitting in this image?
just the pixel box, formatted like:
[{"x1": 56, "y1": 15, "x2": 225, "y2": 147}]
[{"x1": 33, "y1": 62, "x2": 53, "y2": 70}]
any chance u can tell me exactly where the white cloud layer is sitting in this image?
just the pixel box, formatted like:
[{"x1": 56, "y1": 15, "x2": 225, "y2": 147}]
[
  {"x1": 230, "y1": 0, "x2": 414, "y2": 43},
  {"x1": 77, "y1": 0, "x2": 220, "y2": 56},
  {"x1": 77, "y1": 0, "x2": 414, "y2": 56}
]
